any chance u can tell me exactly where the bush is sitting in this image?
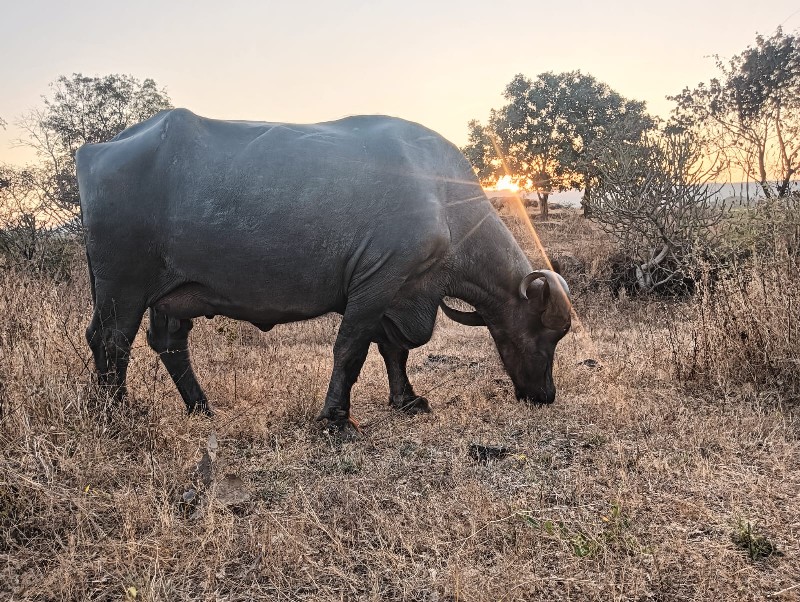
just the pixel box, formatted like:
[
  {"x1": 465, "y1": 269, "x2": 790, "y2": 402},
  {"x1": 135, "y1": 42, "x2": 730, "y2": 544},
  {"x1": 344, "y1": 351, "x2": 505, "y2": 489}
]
[
  {"x1": 664, "y1": 195, "x2": 800, "y2": 396},
  {"x1": 0, "y1": 166, "x2": 81, "y2": 281},
  {"x1": 671, "y1": 252, "x2": 800, "y2": 394},
  {"x1": 589, "y1": 128, "x2": 729, "y2": 298}
]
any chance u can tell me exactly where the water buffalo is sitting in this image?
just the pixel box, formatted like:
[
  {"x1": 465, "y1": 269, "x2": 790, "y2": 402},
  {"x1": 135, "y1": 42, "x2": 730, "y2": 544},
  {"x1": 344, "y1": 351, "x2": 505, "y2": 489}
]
[{"x1": 76, "y1": 109, "x2": 571, "y2": 429}]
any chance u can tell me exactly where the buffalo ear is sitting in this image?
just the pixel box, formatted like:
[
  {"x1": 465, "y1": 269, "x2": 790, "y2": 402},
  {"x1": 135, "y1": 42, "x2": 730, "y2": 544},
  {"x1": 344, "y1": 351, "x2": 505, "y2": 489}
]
[
  {"x1": 439, "y1": 301, "x2": 486, "y2": 327},
  {"x1": 519, "y1": 270, "x2": 572, "y2": 330},
  {"x1": 521, "y1": 277, "x2": 548, "y2": 307}
]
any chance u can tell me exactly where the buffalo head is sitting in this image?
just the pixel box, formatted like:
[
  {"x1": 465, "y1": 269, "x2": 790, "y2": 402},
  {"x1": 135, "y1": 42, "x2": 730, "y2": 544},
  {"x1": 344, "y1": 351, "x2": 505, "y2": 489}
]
[{"x1": 441, "y1": 270, "x2": 572, "y2": 405}]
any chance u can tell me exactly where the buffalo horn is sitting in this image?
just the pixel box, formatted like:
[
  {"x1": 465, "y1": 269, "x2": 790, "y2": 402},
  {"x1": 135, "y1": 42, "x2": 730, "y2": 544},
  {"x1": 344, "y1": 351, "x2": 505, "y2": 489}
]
[
  {"x1": 519, "y1": 270, "x2": 572, "y2": 330},
  {"x1": 439, "y1": 301, "x2": 486, "y2": 326}
]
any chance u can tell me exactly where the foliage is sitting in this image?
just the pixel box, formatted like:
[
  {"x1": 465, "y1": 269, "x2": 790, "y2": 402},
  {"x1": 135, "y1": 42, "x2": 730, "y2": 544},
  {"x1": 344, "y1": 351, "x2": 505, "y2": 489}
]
[
  {"x1": 726, "y1": 192, "x2": 800, "y2": 255},
  {"x1": 663, "y1": 193, "x2": 800, "y2": 394},
  {"x1": 463, "y1": 71, "x2": 654, "y2": 216},
  {"x1": 462, "y1": 119, "x2": 497, "y2": 182},
  {"x1": 17, "y1": 73, "x2": 172, "y2": 226},
  {"x1": 731, "y1": 520, "x2": 777, "y2": 561},
  {"x1": 589, "y1": 128, "x2": 728, "y2": 295},
  {"x1": 670, "y1": 27, "x2": 800, "y2": 198},
  {"x1": 0, "y1": 165, "x2": 77, "y2": 278}
]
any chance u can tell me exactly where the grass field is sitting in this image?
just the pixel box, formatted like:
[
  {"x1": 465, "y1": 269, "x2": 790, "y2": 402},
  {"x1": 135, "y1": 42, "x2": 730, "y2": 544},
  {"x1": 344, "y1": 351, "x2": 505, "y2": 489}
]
[{"x1": 1, "y1": 210, "x2": 798, "y2": 601}]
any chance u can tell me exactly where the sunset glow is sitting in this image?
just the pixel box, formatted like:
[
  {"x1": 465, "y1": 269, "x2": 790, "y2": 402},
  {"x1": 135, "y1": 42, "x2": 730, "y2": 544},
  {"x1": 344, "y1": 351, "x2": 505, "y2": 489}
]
[
  {"x1": 492, "y1": 175, "x2": 520, "y2": 192},
  {"x1": 2, "y1": 2, "x2": 799, "y2": 166}
]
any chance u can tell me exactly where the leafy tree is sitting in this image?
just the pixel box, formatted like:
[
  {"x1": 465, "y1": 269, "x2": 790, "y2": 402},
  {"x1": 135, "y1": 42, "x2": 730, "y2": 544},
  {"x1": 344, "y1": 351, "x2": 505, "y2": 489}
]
[
  {"x1": 18, "y1": 73, "x2": 172, "y2": 222},
  {"x1": 463, "y1": 71, "x2": 653, "y2": 217},
  {"x1": 558, "y1": 74, "x2": 654, "y2": 216},
  {"x1": 462, "y1": 119, "x2": 497, "y2": 182},
  {"x1": 670, "y1": 28, "x2": 800, "y2": 198}
]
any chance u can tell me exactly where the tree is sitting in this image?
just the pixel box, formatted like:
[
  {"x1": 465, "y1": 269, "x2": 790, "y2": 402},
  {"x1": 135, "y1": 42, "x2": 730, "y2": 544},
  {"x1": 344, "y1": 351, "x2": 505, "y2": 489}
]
[
  {"x1": 463, "y1": 71, "x2": 653, "y2": 217},
  {"x1": 462, "y1": 119, "x2": 497, "y2": 183},
  {"x1": 17, "y1": 73, "x2": 172, "y2": 225},
  {"x1": 0, "y1": 165, "x2": 72, "y2": 275},
  {"x1": 589, "y1": 128, "x2": 729, "y2": 296},
  {"x1": 558, "y1": 74, "x2": 654, "y2": 216},
  {"x1": 670, "y1": 28, "x2": 800, "y2": 198},
  {"x1": 490, "y1": 73, "x2": 572, "y2": 218}
]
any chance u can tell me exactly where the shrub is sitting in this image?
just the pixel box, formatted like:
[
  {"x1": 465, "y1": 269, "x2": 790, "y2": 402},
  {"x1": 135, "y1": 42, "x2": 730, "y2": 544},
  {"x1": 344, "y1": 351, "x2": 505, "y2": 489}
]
[
  {"x1": 664, "y1": 195, "x2": 800, "y2": 396},
  {"x1": 0, "y1": 166, "x2": 80, "y2": 281}
]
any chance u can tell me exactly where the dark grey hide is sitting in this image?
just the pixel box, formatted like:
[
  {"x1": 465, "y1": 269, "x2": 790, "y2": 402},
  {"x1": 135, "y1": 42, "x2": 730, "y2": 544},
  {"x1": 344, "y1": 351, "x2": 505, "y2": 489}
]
[{"x1": 76, "y1": 109, "x2": 572, "y2": 427}]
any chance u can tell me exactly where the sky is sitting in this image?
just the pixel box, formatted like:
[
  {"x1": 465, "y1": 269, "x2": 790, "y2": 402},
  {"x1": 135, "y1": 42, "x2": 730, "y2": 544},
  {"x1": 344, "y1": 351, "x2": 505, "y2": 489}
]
[{"x1": 2, "y1": 0, "x2": 800, "y2": 166}]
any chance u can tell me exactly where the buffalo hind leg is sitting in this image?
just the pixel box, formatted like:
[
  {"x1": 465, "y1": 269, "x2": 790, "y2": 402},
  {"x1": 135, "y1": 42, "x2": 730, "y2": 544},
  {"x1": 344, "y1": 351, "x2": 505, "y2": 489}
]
[
  {"x1": 85, "y1": 302, "x2": 144, "y2": 402},
  {"x1": 86, "y1": 311, "x2": 109, "y2": 386},
  {"x1": 146, "y1": 308, "x2": 211, "y2": 416},
  {"x1": 378, "y1": 343, "x2": 430, "y2": 414}
]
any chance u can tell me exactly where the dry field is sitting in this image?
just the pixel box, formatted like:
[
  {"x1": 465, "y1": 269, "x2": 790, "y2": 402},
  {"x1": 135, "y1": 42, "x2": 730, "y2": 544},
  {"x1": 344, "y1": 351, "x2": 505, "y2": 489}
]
[{"x1": 1, "y1": 210, "x2": 798, "y2": 601}]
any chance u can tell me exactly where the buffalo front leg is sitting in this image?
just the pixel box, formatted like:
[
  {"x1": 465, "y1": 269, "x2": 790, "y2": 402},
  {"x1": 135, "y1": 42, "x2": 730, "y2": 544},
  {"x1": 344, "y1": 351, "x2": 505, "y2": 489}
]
[
  {"x1": 378, "y1": 343, "x2": 430, "y2": 414},
  {"x1": 146, "y1": 308, "x2": 211, "y2": 416},
  {"x1": 86, "y1": 311, "x2": 109, "y2": 385},
  {"x1": 317, "y1": 284, "x2": 404, "y2": 429},
  {"x1": 316, "y1": 323, "x2": 372, "y2": 429}
]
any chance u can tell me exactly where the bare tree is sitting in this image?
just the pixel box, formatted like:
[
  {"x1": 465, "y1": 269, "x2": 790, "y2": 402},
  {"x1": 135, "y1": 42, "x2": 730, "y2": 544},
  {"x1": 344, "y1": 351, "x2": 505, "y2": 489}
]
[
  {"x1": 671, "y1": 28, "x2": 800, "y2": 198},
  {"x1": 0, "y1": 165, "x2": 72, "y2": 274},
  {"x1": 590, "y1": 128, "x2": 729, "y2": 295}
]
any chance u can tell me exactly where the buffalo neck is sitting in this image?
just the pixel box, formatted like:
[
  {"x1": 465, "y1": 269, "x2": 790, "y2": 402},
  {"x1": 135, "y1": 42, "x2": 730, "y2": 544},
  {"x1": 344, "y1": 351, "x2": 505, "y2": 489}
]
[{"x1": 444, "y1": 207, "x2": 532, "y2": 317}]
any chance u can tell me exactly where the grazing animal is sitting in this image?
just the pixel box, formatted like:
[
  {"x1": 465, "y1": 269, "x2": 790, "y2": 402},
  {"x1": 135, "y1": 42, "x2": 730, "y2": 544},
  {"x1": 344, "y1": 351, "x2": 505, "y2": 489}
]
[{"x1": 76, "y1": 109, "x2": 572, "y2": 429}]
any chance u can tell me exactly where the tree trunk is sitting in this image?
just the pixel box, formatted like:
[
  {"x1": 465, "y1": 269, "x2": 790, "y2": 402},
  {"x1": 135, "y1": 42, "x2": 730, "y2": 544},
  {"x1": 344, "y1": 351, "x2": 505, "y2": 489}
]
[
  {"x1": 778, "y1": 167, "x2": 794, "y2": 197},
  {"x1": 775, "y1": 107, "x2": 794, "y2": 198},
  {"x1": 538, "y1": 192, "x2": 549, "y2": 218},
  {"x1": 582, "y1": 180, "x2": 592, "y2": 218},
  {"x1": 757, "y1": 139, "x2": 773, "y2": 198}
]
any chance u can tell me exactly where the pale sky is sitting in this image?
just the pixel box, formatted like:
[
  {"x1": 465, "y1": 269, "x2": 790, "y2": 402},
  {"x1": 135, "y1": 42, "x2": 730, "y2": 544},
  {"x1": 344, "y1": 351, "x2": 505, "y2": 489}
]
[{"x1": 2, "y1": 0, "x2": 799, "y2": 165}]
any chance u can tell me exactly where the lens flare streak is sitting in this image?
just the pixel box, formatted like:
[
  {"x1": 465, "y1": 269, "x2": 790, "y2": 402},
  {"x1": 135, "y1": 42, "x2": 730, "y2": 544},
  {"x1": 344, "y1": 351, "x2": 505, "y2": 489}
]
[{"x1": 487, "y1": 134, "x2": 591, "y2": 339}]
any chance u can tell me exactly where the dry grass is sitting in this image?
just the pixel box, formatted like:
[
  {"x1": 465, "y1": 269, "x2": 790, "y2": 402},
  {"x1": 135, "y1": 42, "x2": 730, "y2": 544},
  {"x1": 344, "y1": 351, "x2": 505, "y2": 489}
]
[{"x1": 1, "y1": 212, "x2": 799, "y2": 601}]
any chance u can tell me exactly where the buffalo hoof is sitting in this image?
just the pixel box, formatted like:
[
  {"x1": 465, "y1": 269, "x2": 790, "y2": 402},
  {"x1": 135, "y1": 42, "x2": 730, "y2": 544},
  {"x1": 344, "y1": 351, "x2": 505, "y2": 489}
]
[
  {"x1": 325, "y1": 420, "x2": 363, "y2": 441},
  {"x1": 187, "y1": 400, "x2": 214, "y2": 418},
  {"x1": 316, "y1": 406, "x2": 363, "y2": 439},
  {"x1": 316, "y1": 405, "x2": 348, "y2": 423},
  {"x1": 390, "y1": 395, "x2": 431, "y2": 415}
]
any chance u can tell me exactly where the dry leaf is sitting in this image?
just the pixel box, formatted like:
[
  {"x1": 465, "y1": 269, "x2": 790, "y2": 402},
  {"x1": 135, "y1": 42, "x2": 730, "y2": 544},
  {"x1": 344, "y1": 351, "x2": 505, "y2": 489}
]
[
  {"x1": 206, "y1": 431, "x2": 218, "y2": 461},
  {"x1": 216, "y1": 473, "x2": 251, "y2": 506}
]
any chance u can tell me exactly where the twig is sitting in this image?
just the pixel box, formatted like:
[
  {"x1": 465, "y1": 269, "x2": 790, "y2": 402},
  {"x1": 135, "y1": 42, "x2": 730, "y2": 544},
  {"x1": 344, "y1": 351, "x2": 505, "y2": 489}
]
[
  {"x1": 771, "y1": 583, "x2": 800, "y2": 597},
  {"x1": 62, "y1": 314, "x2": 92, "y2": 374}
]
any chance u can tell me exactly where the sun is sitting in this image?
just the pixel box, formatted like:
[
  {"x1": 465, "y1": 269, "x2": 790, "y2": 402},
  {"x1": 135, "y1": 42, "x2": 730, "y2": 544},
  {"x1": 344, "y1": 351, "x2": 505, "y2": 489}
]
[{"x1": 492, "y1": 175, "x2": 520, "y2": 192}]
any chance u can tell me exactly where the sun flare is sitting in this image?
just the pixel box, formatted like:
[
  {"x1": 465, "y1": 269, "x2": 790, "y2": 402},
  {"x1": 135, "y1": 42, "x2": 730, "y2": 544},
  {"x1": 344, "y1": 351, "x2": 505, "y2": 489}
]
[{"x1": 493, "y1": 175, "x2": 519, "y2": 192}]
